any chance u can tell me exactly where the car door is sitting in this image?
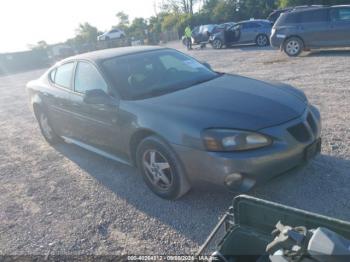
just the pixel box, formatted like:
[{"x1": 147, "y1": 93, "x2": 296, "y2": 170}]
[
  {"x1": 68, "y1": 61, "x2": 123, "y2": 156},
  {"x1": 329, "y1": 7, "x2": 350, "y2": 46},
  {"x1": 46, "y1": 62, "x2": 76, "y2": 138},
  {"x1": 239, "y1": 22, "x2": 259, "y2": 43},
  {"x1": 298, "y1": 9, "x2": 331, "y2": 47},
  {"x1": 225, "y1": 24, "x2": 241, "y2": 44}
]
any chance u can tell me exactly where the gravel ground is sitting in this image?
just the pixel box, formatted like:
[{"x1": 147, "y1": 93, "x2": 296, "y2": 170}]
[{"x1": 0, "y1": 42, "x2": 350, "y2": 256}]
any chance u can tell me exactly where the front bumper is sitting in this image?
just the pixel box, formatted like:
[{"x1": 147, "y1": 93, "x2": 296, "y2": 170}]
[
  {"x1": 173, "y1": 106, "x2": 321, "y2": 192},
  {"x1": 270, "y1": 33, "x2": 286, "y2": 49}
]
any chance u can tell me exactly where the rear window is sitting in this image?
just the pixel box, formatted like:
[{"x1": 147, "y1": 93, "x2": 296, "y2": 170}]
[
  {"x1": 52, "y1": 62, "x2": 75, "y2": 89},
  {"x1": 277, "y1": 13, "x2": 299, "y2": 25},
  {"x1": 331, "y1": 8, "x2": 350, "y2": 21},
  {"x1": 242, "y1": 22, "x2": 261, "y2": 29},
  {"x1": 277, "y1": 9, "x2": 329, "y2": 25},
  {"x1": 299, "y1": 9, "x2": 329, "y2": 23}
]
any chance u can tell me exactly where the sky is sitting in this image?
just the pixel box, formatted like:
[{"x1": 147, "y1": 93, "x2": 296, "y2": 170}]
[{"x1": 0, "y1": 0, "x2": 157, "y2": 53}]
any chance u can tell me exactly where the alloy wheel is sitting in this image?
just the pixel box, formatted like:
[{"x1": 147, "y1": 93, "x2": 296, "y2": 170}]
[
  {"x1": 286, "y1": 40, "x2": 300, "y2": 56},
  {"x1": 257, "y1": 35, "x2": 268, "y2": 47},
  {"x1": 142, "y1": 150, "x2": 173, "y2": 191},
  {"x1": 213, "y1": 39, "x2": 222, "y2": 49},
  {"x1": 39, "y1": 113, "x2": 53, "y2": 140}
]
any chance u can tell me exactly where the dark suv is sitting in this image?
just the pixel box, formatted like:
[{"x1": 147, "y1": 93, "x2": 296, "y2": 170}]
[{"x1": 270, "y1": 5, "x2": 350, "y2": 56}]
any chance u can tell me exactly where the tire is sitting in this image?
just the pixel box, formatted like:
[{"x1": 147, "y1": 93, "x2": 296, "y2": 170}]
[
  {"x1": 35, "y1": 108, "x2": 60, "y2": 144},
  {"x1": 284, "y1": 37, "x2": 303, "y2": 57},
  {"x1": 256, "y1": 34, "x2": 269, "y2": 47},
  {"x1": 212, "y1": 39, "x2": 223, "y2": 49},
  {"x1": 136, "y1": 136, "x2": 191, "y2": 200}
]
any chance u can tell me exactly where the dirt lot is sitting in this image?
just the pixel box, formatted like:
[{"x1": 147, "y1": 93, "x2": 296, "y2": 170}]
[{"x1": 1, "y1": 42, "x2": 350, "y2": 256}]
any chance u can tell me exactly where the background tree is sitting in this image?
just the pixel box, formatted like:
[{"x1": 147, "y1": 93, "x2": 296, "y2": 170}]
[
  {"x1": 116, "y1": 11, "x2": 130, "y2": 31},
  {"x1": 161, "y1": 0, "x2": 198, "y2": 14},
  {"x1": 239, "y1": 0, "x2": 277, "y2": 19},
  {"x1": 29, "y1": 40, "x2": 49, "y2": 51},
  {"x1": 129, "y1": 18, "x2": 149, "y2": 39},
  {"x1": 75, "y1": 22, "x2": 100, "y2": 44}
]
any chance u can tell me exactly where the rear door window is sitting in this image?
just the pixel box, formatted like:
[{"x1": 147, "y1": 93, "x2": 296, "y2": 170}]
[
  {"x1": 299, "y1": 9, "x2": 329, "y2": 23},
  {"x1": 331, "y1": 8, "x2": 350, "y2": 22},
  {"x1": 242, "y1": 22, "x2": 258, "y2": 29},
  {"x1": 53, "y1": 62, "x2": 75, "y2": 89}
]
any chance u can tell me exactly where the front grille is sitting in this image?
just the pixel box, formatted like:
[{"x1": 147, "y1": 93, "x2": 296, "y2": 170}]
[
  {"x1": 287, "y1": 123, "x2": 310, "y2": 142},
  {"x1": 307, "y1": 113, "x2": 318, "y2": 136}
]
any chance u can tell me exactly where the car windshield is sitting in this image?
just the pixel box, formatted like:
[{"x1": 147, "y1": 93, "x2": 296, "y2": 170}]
[{"x1": 101, "y1": 49, "x2": 219, "y2": 99}]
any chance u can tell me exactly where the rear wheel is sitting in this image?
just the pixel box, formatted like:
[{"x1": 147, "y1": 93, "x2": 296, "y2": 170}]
[
  {"x1": 136, "y1": 136, "x2": 191, "y2": 200},
  {"x1": 212, "y1": 39, "x2": 223, "y2": 49},
  {"x1": 284, "y1": 37, "x2": 303, "y2": 57},
  {"x1": 36, "y1": 108, "x2": 60, "y2": 144},
  {"x1": 256, "y1": 34, "x2": 269, "y2": 47}
]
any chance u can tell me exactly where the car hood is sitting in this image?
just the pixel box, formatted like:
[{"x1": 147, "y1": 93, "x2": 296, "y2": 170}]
[{"x1": 139, "y1": 74, "x2": 307, "y2": 131}]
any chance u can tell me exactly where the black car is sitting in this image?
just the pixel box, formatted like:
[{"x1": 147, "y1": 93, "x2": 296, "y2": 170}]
[
  {"x1": 26, "y1": 46, "x2": 321, "y2": 200},
  {"x1": 192, "y1": 24, "x2": 217, "y2": 44},
  {"x1": 271, "y1": 5, "x2": 350, "y2": 56}
]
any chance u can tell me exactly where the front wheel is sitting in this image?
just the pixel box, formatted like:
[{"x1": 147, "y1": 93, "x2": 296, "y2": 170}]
[
  {"x1": 212, "y1": 39, "x2": 223, "y2": 49},
  {"x1": 284, "y1": 37, "x2": 303, "y2": 57},
  {"x1": 136, "y1": 136, "x2": 191, "y2": 200},
  {"x1": 256, "y1": 34, "x2": 269, "y2": 47}
]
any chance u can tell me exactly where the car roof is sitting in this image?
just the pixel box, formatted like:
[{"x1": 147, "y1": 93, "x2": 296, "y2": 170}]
[
  {"x1": 289, "y1": 4, "x2": 350, "y2": 14},
  {"x1": 239, "y1": 19, "x2": 271, "y2": 23},
  {"x1": 291, "y1": 6, "x2": 327, "y2": 12},
  {"x1": 60, "y1": 46, "x2": 167, "y2": 64}
]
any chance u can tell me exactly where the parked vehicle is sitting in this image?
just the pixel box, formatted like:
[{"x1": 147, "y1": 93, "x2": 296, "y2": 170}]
[
  {"x1": 209, "y1": 20, "x2": 272, "y2": 49},
  {"x1": 181, "y1": 24, "x2": 216, "y2": 48},
  {"x1": 271, "y1": 5, "x2": 350, "y2": 56},
  {"x1": 26, "y1": 46, "x2": 321, "y2": 200},
  {"x1": 267, "y1": 5, "x2": 325, "y2": 24},
  {"x1": 97, "y1": 28, "x2": 125, "y2": 41},
  {"x1": 192, "y1": 24, "x2": 217, "y2": 44}
]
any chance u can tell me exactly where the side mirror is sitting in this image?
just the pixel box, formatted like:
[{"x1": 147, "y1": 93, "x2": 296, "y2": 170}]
[
  {"x1": 83, "y1": 89, "x2": 112, "y2": 105},
  {"x1": 202, "y1": 62, "x2": 212, "y2": 70}
]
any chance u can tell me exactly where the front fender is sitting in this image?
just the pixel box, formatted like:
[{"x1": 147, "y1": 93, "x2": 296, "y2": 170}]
[{"x1": 119, "y1": 102, "x2": 204, "y2": 152}]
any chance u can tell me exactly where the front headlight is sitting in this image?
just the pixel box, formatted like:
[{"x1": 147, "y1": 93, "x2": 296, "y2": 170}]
[{"x1": 202, "y1": 129, "x2": 272, "y2": 152}]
